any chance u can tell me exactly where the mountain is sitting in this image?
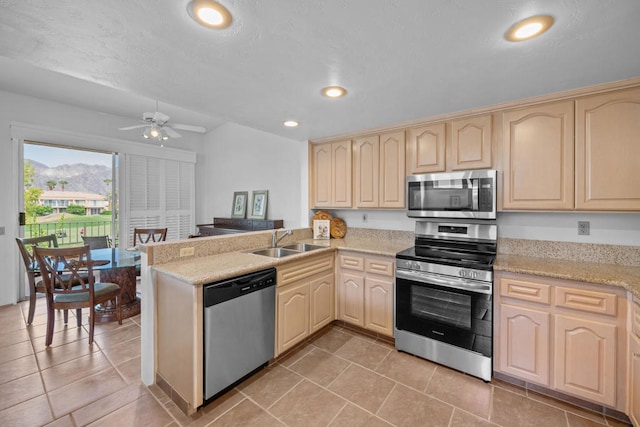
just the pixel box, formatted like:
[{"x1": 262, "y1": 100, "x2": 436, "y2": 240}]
[{"x1": 26, "y1": 159, "x2": 113, "y2": 195}]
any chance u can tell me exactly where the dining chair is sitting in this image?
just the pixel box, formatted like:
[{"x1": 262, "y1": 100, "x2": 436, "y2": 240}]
[
  {"x1": 33, "y1": 244, "x2": 122, "y2": 346},
  {"x1": 16, "y1": 234, "x2": 59, "y2": 325},
  {"x1": 81, "y1": 235, "x2": 111, "y2": 249},
  {"x1": 133, "y1": 227, "x2": 168, "y2": 246}
]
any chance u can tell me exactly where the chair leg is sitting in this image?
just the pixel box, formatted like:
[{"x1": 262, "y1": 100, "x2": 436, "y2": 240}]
[
  {"x1": 63, "y1": 309, "x2": 69, "y2": 324},
  {"x1": 27, "y1": 291, "x2": 36, "y2": 325},
  {"x1": 76, "y1": 309, "x2": 82, "y2": 327},
  {"x1": 45, "y1": 299, "x2": 54, "y2": 347},
  {"x1": 88, "y1": 308, "x2": 95, "y2": 345},
  {"x1": 116, "y1": 295, "x2": 122, "y2": 325}
]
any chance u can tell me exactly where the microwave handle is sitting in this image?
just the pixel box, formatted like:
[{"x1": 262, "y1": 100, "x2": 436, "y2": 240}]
[{"x1": 472, "y1": 179, "x2": 479, "y2": 211}]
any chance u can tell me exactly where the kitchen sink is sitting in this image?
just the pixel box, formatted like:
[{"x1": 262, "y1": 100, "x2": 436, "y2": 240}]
[
  {"x1": 250, "y1": 247, "x2": 300, "y2": 258},
  {"x1": 281, "y1": 243, "x2": 326, "y2": 252}
]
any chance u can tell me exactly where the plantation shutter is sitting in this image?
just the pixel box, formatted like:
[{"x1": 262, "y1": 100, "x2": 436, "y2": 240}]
[{"x1": 123, "y1": 154, "x2": 195, "y2": 247}]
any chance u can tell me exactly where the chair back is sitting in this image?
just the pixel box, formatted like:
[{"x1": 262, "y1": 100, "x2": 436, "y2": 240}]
[
  {"x1": 81, "y1": 235, "x2": 111, "y2": 250},
  {"x1": 133, "y1": 228, "x2": 168, "y2": 246},
  {"x1": 33, "y1": 245, "x2": 96, "y2": 296},
  {"x1": 16, "y1": 234, "x2": 59, "y2": 274}
]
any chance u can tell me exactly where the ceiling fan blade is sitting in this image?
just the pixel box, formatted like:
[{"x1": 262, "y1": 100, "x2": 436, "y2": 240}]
[
  {"x1": 119, "y1": 124, "x2": 148, "y2": 131},
  {"x1": 171, "y1": 123, "x2": 207, "y2": 133},
  {"x1": 153, "y1": 111, "x2": 170, "y2": 125},
  {"x1": 163, "y1": 126, "x2": 182, "y2": 138}
]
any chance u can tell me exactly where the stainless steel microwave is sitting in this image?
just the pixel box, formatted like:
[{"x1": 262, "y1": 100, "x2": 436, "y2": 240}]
[{"x1": 406, "y1": 170, "x2": 497, "y2": 219}]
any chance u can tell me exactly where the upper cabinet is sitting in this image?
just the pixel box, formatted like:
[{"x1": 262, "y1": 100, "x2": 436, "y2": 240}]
[
  {"x1": 575, "y1": 87, "x2": 640, "y2": 211},
  {"x1": 354, "y1": 131, "x2": 405, "y2": 208},
  {"x1": 405, "y1": 114, "x2": 493, "y2": 175},
  {"x1": 311, "y1": 140, "x2": 352, "y2": 208},
  {"x1": 501, "y1": 101, "x2": 575, "y2": 210}
]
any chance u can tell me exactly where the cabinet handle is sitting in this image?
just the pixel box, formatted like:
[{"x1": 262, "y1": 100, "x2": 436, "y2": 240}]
[{"x1": 634, "y1": 352, "x2": 640, "y2": 358}]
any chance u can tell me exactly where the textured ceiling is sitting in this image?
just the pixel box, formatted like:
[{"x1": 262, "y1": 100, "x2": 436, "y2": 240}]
[{"x1": 0, "y1": 0, "x2": 639, "y2": 142}]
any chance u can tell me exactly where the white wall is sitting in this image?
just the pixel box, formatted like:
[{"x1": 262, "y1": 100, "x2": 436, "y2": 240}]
[
  {"x1": 0, "y1": 90, "x2": 205, "y2": 307},
  {"x1": 201, "y1": 122, "x2": 307, "y2": 228}
]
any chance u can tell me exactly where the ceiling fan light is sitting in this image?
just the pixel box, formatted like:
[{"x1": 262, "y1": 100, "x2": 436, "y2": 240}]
[
  {"x1": 187, "y1": 0, "x2": 232, "y2": 29},
  {"x1": 143, "y1": 128, "x2": 152, "y2": 139},
  {"x1": 149, "y1": 127, "x2": 161, "y2": 138},
  {"x1": 160, "y1": 129, "x2": 169, "y2": 141}
]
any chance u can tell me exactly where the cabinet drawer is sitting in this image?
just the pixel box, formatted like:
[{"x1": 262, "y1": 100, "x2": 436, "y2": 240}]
[
  {"x1": 555, "y1": 287, "x2": 617, "y2": 317},
  {"x1": 633, "y1": 300, "x2": 640, "y2": 338},
  {"x1": 500, "y1": 277, "x2": 551, "y2": 305},
  {"x1": 278, "y1": 254, "x2": 334, "y2": 287},
  {"x1": 365, "y1": 258, "x2": 394, "y2": 277},
  {"x1": 339, "y1": 255, "x2": 364, "y2": 271}
]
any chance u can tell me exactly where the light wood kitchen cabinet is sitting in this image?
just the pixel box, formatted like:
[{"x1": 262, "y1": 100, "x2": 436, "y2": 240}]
[
  {"x1": 338, "y1": 252, "x2": 394, "y2": 336},
  {"x1": 575, "y1": 86, "x2": 640, "y2": 211},
  {"x1": 448, "y1": 114, "x2": 493, "y2": 171},
  {"x1": 276, "y1": 253, "x2": 335, "y2": 355},
  {"x1": 353, "y1": 131, "x2": 405, "y2": 208},
  {"x1": 629, "y1": 333, "x2": 640, "y2": 426},
  {"x1": 311, "y1": 140, "x2": 352, "y2": 208},
  {"x1": 501, "y1": 101, "x2": 575, "y2": 210},
  {"x1": 406, "y1": 123, "x2": 446, "y2": 174}
]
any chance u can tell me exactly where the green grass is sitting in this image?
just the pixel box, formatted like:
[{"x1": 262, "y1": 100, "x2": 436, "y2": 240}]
[{"x1": 26, "y1": 214, "x2": 117, "y2": 246}]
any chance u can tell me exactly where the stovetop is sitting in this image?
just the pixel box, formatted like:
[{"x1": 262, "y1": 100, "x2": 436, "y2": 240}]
[{"x1": 396, "y1": 246, "x2": 495, "y2": 271}]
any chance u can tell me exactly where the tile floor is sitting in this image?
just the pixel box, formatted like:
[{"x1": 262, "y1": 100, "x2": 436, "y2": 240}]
[{"x1": 0, "y1": 300, "x2": 632, "y2": 427}]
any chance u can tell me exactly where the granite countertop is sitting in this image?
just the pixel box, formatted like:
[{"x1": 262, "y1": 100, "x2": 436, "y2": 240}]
[
  {"x1": 495, "y1": 253, "x2": 640, "y2": 299},
  {"x1": 151, "y1": 238, "x2": 411, "y2": 286}
]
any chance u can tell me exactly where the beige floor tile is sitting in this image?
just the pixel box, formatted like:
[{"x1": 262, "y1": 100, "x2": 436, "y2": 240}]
[
  {"x1": 426, "y1": 366, "x2": 492, "y2": 419},
  {"x1": 276, "y1": 343, "x2": 315, "y2": 367},
  {"x1": 41, "y1": 350, "x2": 112, "y2": 392},
  {"x1": 237, "y1": 364, "x2": 303, "y2": 408},
  {"x1": 269, "y1": 379, "x2": 347, "y2": 427},
  {"x1": 92, "y1": 323, "x2": 141, "y2": 348},
  {"x1": 0, "y1": 340, "x2": 34, "y2": 364},
  {"x1": 328, "y1": 403, "x2": 392, "y2": 427},
  {"x1": 375, "y1": 350, "x2": 436, "y2": 391},
  {"x1": 0, "y1": 353, "x2": 39, "y2": 385},
  {"x1": 90, "y1": 318, "x2": 138, "y2": 337},
  {"x1": 48, "y1": 368, "x2": 127, "y2": 418},
  {"x1": 334, "y1": 337, "x2": 390, "y2": 370},
  {"x1": 528, "y1": 390, "x2": 606, "y2": 424},
  {"x1": 490, "y1": 377, "x2": 527, "y2": 396},
  {"x1": 0, "y1": 328, "x2": 30, "y2": 348},
  {"x1": 328, "y1": 364, "x2": 395, "y2": 413},
  {"x1": 450, "y1": 409, "x2": 498, "y2": 426},
  {"x1": 0, "y1": 371, "x2": 46, "y2": 411},
  {"x1": 0, "y1": 306, "x2": 28, "y2": 334},
  {"x1": 491, "y1": 387, "x2": 568, "y2": 427},
  {"x1": 85, "y1": 392, "x2": 174, "y2": 427},
  {"x1": 35, "y1": 340, "x2": 98, "y2": 370},
  {"x1": 182, "y1": 388, "x2": 245, "y2": 427},
  {"x1": 44, "y1": 415, "x2": 76, "y2": 427},
  {"x1": 289, "y1": 348, "x2": 351, "y2": 386},
  {"x1": 567, "y1": 412, "x2": 608, "y2": 427},
  {"x1": 310, "y1": 328, "x2": 353, "y2": 353},
  {"x1": 115, "y1": 356, "x2": 141, "y2": 384},
  {"x1": 0, "y1": 393, "x2": 53, "y2": 427},
  {"x1": 210, "y1": 398, "x2": 284, "y2": 427},
  {"x1": 71, "y1": 382, "x2": 149, "y2": 426},
  {"x1": 148, "y1": 383, "x2": 172, "y2": 406},
  {"x1": 101, "y1": 337, "x2": 141, "y2": 365},
  {"x1": 377, "y1": 383, "x2": 454, "y2": 427}
]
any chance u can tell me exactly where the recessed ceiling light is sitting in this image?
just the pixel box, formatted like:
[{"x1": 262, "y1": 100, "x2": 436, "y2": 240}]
[
  {"x1": 283, "y1": 120, "x2": 299, "y2": 127},
  {"x1": 322, "y1": 86, "x2": 347, "y2": 98},
  {"x1": 187, "y1": 0, "x2": 232, "y2": 29},
  {"x1": 504, "y1": 15, "x2": 554, "y2": 42}
]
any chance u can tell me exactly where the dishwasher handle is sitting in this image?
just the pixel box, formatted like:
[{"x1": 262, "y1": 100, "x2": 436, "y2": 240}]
[{"x1": 204, "y1": 267, "x2": 276, "y2": 307}]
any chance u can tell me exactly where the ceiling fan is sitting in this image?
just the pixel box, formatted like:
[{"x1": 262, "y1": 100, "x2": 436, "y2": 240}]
[{"x1": 118, "y1": 103, "x2": 207, "y2": 142}]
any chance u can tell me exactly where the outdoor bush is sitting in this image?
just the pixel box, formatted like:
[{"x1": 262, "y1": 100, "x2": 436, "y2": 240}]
[
  {"x1": 33, "y1": 205, "x2": 53, "y2": 215},
  {"x1": 66, "y1": 204, "x2": 86, "y2": 215},
  {"x1": 102, "y1": 210, "x2": 112, "y2": 215}
]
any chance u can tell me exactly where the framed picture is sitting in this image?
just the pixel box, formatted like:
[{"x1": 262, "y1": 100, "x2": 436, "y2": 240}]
[
  {"x1": 249, "y1": 190, "x2": 268, "y2": 219},
  {"x1": 313, "y1": 219, "x2": 330, "y2": 239},
  {"x1": 231, "y1": 191, "x2": 248, "y2": 218}
]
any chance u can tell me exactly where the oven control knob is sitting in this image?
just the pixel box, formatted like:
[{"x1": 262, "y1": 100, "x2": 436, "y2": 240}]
[
  {"x1": 459, "y1": 269, "x2": 477, "y2": 279},
  {"x1": 412, "y1": 262, "x2": 421, "y2": 271}
]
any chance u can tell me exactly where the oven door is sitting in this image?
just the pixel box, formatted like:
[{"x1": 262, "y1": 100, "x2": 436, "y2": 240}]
[{"x1": 395, "y1": 270, "x2": 492, "y2": 357}]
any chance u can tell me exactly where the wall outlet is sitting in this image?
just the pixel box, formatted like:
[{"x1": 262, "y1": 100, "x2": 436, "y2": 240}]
[
  {"x1": 0, "y1": 226, "x2": 4, "y2": 235},
  {"x1": 180, "y1": 247, "x2": 195, "y2": 257},
  {"x1": 578, "y1": 221, "x2": 590, "y2": 236},
  {"x1": 362, "y1": 213, "x2": 368, "y2": 223}
]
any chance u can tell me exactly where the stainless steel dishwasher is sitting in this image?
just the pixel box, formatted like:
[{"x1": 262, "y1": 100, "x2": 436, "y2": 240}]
[{"x1": 203, "y1": 267, "x2": 276, "y2": 401}]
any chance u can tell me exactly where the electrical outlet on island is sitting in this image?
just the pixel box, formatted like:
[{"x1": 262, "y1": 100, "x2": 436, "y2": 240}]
[{"x1": 180, "y1": 247, "x2": 195, "y2": 257}]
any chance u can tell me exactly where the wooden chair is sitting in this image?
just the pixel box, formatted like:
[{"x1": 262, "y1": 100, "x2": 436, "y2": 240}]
[
  {"x1": 33, "y1": 245, "x2": 122, "y2": 346},
  {"x1": 16, "y1": 235, "x2": 59, "y2": 325},
  {"x1": 133, "y1": 228, "x2": 168, "y2": 246},
  {"x1": 81, "y1": 235, "x2": 111, "y2": 249}
]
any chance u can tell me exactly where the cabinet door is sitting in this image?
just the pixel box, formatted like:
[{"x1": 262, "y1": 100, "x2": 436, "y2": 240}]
[
  {"x1": 502, "y1": 101, "x2": 574, "y2": 210},
  {"x1": 277, "y1": 282, "x2": 310, "y2": 355},
  {"x1": 309, "y1": 273, "x2": 335, "y2": 334},
  {"x1": 332, "y1": 140, "x2": 353, "y2": 207},
  {"x1": 406, "y1": 123, "x2": 446, "y2": 174},
  {"x1": 630, "y1": 333, "x2": 640, "y2": 426},
  {"x1": 498, "y1": 304, "x2": 550, "y2": 385},
  {"x1": 353, "y1": 135, "x2": 380, "y2": 208},
  {"x1": 364, "y1": 277, "x2": 394, "y2": 336},
  {"x1": 379, "y1": 131, "x2": 406, "y2": 208},
  {"x1": 575, "y1": 87, "x2": 640, "y2": 210},
  {"x1": 312, "y1": 143, "x2": 332, "y2": 207},
  {"x1": 338, "y1": 272, "x2": 364, "y2": 327},
  {"x1": 554, "y1": 314, "x2": 617, "y2": 406},
  {"x1": 449, "y1": 114, "x2": 492, "y2": 171}
]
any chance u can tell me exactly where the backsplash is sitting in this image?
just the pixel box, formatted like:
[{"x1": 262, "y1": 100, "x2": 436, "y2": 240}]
[{"x1": 498, "y1": 238, "x2": 640, "y2": 267}]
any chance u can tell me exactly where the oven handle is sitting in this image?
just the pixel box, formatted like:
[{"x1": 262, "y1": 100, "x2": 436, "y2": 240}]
[{"x1": 396, "y1": 269, "x2": 492, "y2": 295}]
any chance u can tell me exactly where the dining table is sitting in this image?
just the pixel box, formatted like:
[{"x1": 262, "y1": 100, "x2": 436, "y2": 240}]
[{"x1": 90, "y1": 247, "x2": 141, "y2": 322}]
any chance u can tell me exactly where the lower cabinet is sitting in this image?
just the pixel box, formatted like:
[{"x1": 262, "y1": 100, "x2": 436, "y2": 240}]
[
  {"x1": 629, "y1": 299, "x2": 640, "y2": 426},
  {"x1": 276, "y1": 253, "x2": 334, "y2": 355},
  {"x1": 338, "y1": 252, "x2": 394, "y2": 337},
  {"x1": 494, "y1": 272, "x2": 627, "y2": 412}
]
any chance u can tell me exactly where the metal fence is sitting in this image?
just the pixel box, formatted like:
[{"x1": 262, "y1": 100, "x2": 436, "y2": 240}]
[{"x1": 24, "y1": 220, "x2": 118, "y2": 247}]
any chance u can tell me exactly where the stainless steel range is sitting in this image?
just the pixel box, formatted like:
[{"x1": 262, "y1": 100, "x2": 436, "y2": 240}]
[{"x1": 394, "y1": 220, "x2": 497, "y2": 381}]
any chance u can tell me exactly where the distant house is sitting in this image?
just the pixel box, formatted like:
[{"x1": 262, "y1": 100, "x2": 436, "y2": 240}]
[{"x1": 39, "y1": 190, "x2": 108, "y2": 215}]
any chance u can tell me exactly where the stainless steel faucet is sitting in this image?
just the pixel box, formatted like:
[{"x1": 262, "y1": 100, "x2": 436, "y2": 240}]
[{"x1": 271, "y1": 228, "x2": 292, "y2": 247}]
